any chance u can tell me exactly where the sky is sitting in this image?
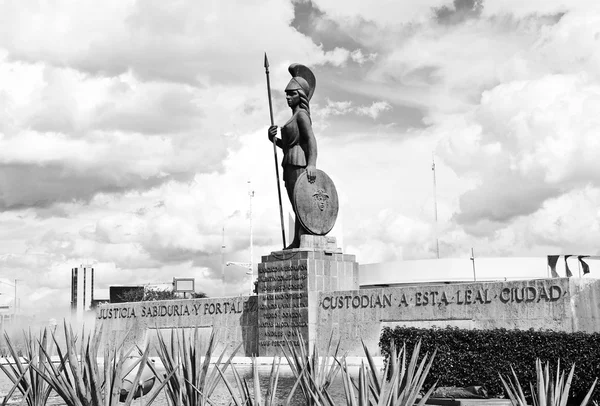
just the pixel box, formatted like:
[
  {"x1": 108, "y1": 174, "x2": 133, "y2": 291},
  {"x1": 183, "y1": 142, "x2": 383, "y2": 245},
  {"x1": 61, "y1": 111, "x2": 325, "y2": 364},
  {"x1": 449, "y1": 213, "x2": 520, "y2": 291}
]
[{"x1": 1, "y1": 0, "x2": 600, "y2": 319}]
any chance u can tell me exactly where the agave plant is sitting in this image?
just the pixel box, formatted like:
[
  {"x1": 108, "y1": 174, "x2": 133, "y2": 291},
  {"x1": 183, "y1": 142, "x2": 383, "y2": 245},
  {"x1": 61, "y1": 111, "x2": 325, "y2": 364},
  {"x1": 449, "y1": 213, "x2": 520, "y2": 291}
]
[
  {"x1": 32, "y1": 321, "x2": 173, "y2": 406},
  {"x1": 280, "y1": 332, "x2": 343, "y2": 406},
  {"x1": 339, "y1": 339, "x2": 437, "y2": 406},
  {"x1": 148, "y1": 328, "x2": 240, "y2": 406},
  {"x1": 0, "y1": 328, "x2": 59, "y2": 406},
  {"x1": 500, "y1": 358, "x2": 598, "y2": 406},
  {"x1": 216, "y1": 357, "x2": 283, "y2": 406}
]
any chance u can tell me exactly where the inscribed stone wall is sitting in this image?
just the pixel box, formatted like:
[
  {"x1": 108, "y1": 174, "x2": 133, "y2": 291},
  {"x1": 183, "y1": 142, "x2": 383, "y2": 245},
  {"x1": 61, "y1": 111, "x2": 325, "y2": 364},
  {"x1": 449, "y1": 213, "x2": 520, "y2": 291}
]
[
  {"x1": 568, "y1": 278, "x2": 600, "y2": 332},
  {"x1": 96, "y1": 296, "x2": 258, "y2": 356},
  {"x1": 316, "y1": 278, "x2": 580, "y2": 355},
  {"x1": 95, "y1": 275, "x2": 600, "y2": 357}
]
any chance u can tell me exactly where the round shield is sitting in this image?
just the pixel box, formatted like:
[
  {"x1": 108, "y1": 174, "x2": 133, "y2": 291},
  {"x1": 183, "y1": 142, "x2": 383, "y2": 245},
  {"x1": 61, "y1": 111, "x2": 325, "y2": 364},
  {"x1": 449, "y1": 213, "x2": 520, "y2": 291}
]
[{"x1": 293, "y1": 169, "x2": 339, "y2": 235}]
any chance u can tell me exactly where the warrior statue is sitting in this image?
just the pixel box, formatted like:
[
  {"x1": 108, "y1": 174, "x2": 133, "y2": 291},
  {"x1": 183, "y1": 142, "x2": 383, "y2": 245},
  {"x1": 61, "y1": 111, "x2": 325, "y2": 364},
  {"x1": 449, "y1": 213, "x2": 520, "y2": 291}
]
[{"x1": 267, "y1": 63, "x2": 338, "y2": 249}]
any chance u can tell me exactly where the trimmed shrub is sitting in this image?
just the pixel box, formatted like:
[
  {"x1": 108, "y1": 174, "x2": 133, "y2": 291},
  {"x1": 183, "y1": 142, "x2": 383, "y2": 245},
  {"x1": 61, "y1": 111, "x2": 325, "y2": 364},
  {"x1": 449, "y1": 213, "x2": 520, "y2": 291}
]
[{"x1": 379, "y1": 326, "x2": 600, "y2": 404}]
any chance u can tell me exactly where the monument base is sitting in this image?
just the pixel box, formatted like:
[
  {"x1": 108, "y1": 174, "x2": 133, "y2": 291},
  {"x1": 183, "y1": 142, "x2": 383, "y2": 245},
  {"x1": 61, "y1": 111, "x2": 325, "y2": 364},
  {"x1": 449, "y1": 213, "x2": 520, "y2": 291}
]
[{"x1": 257, "y1": 236, "x2": 358, "y2": 356}]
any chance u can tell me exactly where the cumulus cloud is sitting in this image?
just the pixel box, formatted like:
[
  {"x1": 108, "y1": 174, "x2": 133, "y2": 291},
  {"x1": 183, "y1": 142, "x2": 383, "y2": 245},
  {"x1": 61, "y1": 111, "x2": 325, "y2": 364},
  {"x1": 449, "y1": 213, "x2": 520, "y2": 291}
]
[
  {"x1": 0, "y1": 61, "x2": 228, "y2": 210},
  {"x1": 0, "y1": 0, "x2": 368, "y2": 215},
  {"x1": 439, "y1": 72, "x2": 600, "y2": 230},
  {"x1": 350, "y1": 49, "x2": 377, "y2": 65},
  {"x1": 527, "y1": 187, "x2": 600, "y2": 253},
  {"x1": 415, "y1": 9, "x2": 600, "y2": 248},
  {"x1": 311, "y1": 0, "x2": 449, "y2": 26},
  {"x1": 433, "y1": 0, "x2": 483, "y2": 25},
  {"x1": 355, "y1": 101, "x2": 392, "y2": 119},
  {"x1": 316, "y1": 99, "x2": 391, "y2": 120},
  {"x1": 316, "y1": 99, "x2": 353, "y2": 117},
  {"x1": 0, "y1": 0, "x2": 356, "y2": 85},
  {"x1": 311, "y1": 1, "x2": 600, "y2": 258}
]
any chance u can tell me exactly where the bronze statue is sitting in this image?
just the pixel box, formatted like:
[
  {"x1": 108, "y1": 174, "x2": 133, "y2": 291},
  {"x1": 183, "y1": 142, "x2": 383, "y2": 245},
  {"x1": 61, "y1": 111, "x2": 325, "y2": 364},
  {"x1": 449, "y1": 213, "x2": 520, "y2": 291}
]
[
  {"x1": 268, "y1": 64, "x2": 317, "y2": 248},
  {"x1": 266, "y1": 62, "x2": 338, "y2": 250}
]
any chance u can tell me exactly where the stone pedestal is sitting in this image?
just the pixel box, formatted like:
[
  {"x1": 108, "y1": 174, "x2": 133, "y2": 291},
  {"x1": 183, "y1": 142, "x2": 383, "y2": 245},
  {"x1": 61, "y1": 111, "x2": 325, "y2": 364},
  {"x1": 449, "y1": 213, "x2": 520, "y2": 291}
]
[{"x1": 257, "y1": 236, "x2": 358, "y2": 356}]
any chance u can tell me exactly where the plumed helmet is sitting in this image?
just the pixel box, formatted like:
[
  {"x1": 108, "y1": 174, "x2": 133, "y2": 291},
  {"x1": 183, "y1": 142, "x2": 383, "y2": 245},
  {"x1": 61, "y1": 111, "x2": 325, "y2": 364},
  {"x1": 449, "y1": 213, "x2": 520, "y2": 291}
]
[{"x1": 284, "y1": 63, "x2": 316, "y2": 101}]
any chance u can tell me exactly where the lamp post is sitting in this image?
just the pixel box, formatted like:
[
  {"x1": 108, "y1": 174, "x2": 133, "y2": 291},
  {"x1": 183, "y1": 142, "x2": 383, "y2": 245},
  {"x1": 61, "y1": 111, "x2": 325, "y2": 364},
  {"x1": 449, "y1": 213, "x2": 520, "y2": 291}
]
[
  {"x1": 0, "y1": 280, "x2": 20, "y2": 320},
  {"x1": 221, "y1": 182, "x2": 255, "y2": 296},
  {"x1": 14, "y1": 279, "x2": 17, "y2": 319}
]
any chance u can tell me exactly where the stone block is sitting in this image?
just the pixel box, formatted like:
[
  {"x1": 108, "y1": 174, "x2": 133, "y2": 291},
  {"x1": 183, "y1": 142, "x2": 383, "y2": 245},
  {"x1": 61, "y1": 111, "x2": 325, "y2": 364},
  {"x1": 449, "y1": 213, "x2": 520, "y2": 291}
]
[
  {"x1": 299, "y1": 235, "x2": 342, "y2": 252},
  {"x1": 256, "y1": 246, "x2": 359, "y2": 356}
]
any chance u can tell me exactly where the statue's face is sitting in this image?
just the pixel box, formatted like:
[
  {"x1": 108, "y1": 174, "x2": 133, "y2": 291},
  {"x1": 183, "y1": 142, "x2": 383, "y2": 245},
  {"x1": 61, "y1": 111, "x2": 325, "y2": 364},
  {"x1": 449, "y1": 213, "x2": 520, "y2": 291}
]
[{"x1": 286, "y1": 90, "x2": 300, "y2": 108}]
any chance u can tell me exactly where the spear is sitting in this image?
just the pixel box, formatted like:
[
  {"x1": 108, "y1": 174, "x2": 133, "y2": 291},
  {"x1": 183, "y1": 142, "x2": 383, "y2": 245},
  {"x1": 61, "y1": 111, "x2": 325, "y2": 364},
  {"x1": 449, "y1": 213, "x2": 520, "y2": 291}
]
[{"x1": 264, "y1": 53, "x2": 287, "y2": 249}]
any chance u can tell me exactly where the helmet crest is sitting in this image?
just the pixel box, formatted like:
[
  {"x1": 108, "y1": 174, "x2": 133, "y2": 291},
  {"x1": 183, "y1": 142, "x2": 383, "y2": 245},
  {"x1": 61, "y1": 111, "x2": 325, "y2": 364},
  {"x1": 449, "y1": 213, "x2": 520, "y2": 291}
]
[{"x1": 287, "y1": 63, "x2": 316, "y2": 101}]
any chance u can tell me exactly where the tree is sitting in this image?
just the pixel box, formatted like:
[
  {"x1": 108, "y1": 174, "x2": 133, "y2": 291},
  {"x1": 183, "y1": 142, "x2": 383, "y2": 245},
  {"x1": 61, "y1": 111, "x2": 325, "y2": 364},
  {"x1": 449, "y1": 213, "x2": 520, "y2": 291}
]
[{"x1": 114, "y1": 287, "x2": 208, "y2": 303}]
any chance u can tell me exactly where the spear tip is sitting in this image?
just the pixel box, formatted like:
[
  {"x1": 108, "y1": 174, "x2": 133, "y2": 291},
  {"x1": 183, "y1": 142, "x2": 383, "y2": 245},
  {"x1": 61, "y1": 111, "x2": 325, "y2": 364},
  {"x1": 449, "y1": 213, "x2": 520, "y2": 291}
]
[{"x1": 264, "y1": 52, "x2": 269, "y2": 68}]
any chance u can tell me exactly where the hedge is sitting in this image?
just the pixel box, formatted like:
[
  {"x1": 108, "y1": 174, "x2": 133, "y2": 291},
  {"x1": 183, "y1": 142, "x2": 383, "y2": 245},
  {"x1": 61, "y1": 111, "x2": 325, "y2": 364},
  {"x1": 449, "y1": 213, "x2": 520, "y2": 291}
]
[{"x1": 379, "y1": 326, "x2": 600, "y2": 404}]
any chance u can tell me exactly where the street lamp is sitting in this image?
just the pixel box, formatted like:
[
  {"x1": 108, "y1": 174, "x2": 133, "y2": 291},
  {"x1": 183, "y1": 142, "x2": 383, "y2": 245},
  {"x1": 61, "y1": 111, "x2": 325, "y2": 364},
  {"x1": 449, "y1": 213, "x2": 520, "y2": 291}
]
[
  {"x1": 223, "y1": 181, "x2": 255, "y2": 296},
  {"x1": 0, "y1": 279, "x2": 20, "y2": 319}
]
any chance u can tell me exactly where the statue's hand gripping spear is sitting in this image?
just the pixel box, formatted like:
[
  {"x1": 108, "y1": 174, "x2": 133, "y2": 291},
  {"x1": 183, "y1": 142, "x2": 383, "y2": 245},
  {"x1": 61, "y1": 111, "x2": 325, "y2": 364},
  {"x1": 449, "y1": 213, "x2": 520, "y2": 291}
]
[{"x1": 264, "y1": 53, "x2": 286, "y2": 249}]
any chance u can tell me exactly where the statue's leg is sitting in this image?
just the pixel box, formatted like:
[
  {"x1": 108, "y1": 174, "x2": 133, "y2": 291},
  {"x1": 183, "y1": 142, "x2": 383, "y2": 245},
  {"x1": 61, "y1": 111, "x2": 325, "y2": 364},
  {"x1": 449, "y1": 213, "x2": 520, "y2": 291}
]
[{"x1": 284, "y1": 165, "x2": 305, "y2": 249}]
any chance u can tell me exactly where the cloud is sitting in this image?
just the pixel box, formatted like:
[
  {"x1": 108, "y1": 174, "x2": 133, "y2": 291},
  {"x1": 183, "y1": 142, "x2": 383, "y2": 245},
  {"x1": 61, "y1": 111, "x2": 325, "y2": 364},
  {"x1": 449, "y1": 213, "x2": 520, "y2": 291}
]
[
  {"x1": 316, "y1": 99, "x2": 391, "y2": 120},
  {"x1": 3, "y1": 126, "x2": 283, "y2": 286},
  {"x1": 0, "y1": 0, "x2": 371, "y2": 214},
  {"x1": 438, "y1": 73, "x2": 600, "y2": 230},
  {"x1": 0, "y1": 0, "x2": 356, "y2": 85},
  {"x1": 311, "y1": 0, "x2": 449, "y2": 26},
  {"x1": 0, "y1": 60, "x2": 230, "y2": 210},
  {"x1": 316, "y1": 99, "x2": 353, "y2": 117},
  {"x1": 308, "y1": 2, "x2": 600, "y2": 257},
  {"x1": 355, "y1": 101, "x2": 392, "y2": 119},
  {"x1": 433, "y1": 0, "x2": 483, "y2": 25},
  {"x1": 527, "y1": 187, "x2": 600, "y2": 253},
  {"x1": 306, "y1": 4, "x2": 600, "y2": 243},
  {"x1": 481, "y1": 0, "x2": 593, "y2": 18},
  {"x1": 350, "y1": 49, "x2": 377, "y2": 65}
]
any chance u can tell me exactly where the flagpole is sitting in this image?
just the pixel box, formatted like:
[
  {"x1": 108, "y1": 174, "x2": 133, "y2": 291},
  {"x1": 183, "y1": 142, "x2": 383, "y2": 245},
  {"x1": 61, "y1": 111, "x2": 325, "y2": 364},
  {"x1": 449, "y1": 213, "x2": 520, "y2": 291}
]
[
  {"x1": 432, "y1": 154, "x2": 440, "y2": 259},
  {"x1": 221, "y1": 226, "x2": 225, "y2": 295},
  {"x1": 264, "y1": 53, "x2": 287, "y2": 249},
  {"x1": 470, "y1": 248, "x2": 476, "y2": 281},
  {"x1": 248, "y1": 181, "x2": 254, "y2": 294}
]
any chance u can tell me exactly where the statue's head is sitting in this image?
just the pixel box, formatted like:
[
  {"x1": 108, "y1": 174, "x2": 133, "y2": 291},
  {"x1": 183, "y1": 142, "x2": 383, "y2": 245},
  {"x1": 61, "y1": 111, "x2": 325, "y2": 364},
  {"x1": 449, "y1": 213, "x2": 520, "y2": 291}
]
[
  {"x1": 285, "y1": 76, "x2": 310, "y2": 98},
  {"x1": 285, "y1": 88, "x2": 309, "y2": 112},
  {"x1": 285, "y1": 63, "x2": 316, "y2": 101}
]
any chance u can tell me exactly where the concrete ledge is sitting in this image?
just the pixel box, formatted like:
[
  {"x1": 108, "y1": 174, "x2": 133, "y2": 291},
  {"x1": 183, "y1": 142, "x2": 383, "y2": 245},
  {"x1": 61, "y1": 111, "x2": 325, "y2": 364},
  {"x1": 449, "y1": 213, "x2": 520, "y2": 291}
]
[
  {"x1": 146, "y1": 356, "x2": 384, "y2": 368},
  {"x1": 212, "y1": 356, "x2": 384, "y2": 368},
  {"x1": 426, "y1": 399, "x2": 511, "y2": 406}
]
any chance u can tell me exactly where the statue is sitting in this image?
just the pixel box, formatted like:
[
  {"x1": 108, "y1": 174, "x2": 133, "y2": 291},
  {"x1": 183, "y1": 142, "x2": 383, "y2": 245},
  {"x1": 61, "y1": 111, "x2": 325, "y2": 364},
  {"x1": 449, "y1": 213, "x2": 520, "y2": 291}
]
[{"x1": 265, "y1": 61, "x2": 338, "y2": 249}]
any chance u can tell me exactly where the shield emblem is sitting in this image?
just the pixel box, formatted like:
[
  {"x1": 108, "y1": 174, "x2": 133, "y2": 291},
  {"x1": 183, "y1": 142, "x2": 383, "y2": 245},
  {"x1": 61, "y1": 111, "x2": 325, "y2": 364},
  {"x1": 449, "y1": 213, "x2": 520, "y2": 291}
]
[{"x1": 293, "y1": 169, "x2": 339, "y2": 235}]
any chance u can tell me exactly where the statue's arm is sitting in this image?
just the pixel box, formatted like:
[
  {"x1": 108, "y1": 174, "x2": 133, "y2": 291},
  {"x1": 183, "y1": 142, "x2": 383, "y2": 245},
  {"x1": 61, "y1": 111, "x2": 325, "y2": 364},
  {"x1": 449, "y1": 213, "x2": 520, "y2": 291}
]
[
  {"x1": 297, "y1": 112, "x2": 317, "y2": 166},
  {"x1": 297, "y1": 111, "x2": 317, "y2": 182},
  {"x1": 268, "y1": 125, "x2": 283, "y2": 149}
]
